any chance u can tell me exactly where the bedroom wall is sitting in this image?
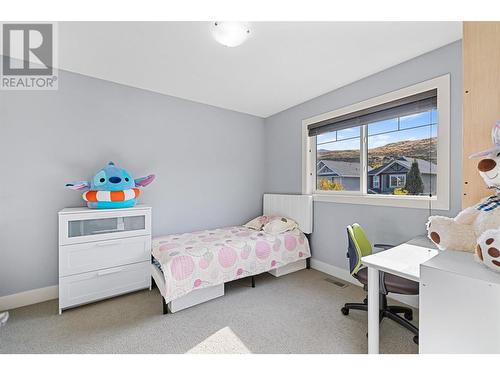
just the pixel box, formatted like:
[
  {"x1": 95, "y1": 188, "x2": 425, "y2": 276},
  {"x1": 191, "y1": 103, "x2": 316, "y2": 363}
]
[
  {"x1": 263, "y1": 41, "x2": 463, "y2": 271},
  {"x1": 0, "y1": 70, "x2": 265, "y2": 297}
]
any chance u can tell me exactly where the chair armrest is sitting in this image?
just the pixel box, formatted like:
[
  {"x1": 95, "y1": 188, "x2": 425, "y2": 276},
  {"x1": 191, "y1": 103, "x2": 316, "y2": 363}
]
[{"x1": 373, "y1": 244, "x2": 394, "y2": 250}]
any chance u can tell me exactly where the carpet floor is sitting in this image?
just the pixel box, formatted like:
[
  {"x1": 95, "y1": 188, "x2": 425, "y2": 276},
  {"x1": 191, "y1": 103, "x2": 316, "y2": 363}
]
[{"x1": 0, "y1": 269, "x2": 418, "y2": 354}]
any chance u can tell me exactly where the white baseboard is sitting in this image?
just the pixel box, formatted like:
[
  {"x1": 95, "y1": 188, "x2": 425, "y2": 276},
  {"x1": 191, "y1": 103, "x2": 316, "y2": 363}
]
[
  {"x1": 0, "y1": 259, "x2": 418, "y2": 311},
  {"x1": 310, "y1": 258, "x2": 419, "y2": 309},
  {"x1": 310, "y1": 258, "x2": 359, "y2": 285},
  {"x1": 0, "y1": 285, "x2": 58, "y2": 311}
]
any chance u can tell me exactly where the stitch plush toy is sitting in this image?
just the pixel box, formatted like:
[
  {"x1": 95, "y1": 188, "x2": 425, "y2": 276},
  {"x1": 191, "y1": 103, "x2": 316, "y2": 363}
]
[
  {"x1": 427, "y1": 123, "x2": 500, "y2": 273},
  {"x1": 66, "y1": 162, "x2": 155, "y2": 209}
]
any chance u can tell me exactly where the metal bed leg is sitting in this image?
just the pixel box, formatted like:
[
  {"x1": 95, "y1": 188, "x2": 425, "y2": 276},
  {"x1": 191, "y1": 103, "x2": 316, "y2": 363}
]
[
  {"x1": 251, "y1": 276, "x2": 255, "y2": 288},
  {"x1": 162, "y1": 297, "x2": 169, "y2": 315},
  {"x1": 305, "y1": 233, "x2": 312, "y2": 269}
]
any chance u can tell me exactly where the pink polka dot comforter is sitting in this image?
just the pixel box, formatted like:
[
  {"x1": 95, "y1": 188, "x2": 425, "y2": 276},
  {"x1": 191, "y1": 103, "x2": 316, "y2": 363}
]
[{"x1": 152, "y1": 226, "x2": 311, "y2": 303}]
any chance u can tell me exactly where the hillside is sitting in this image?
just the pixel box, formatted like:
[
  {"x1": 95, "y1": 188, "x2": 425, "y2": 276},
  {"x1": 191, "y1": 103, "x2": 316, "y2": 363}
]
[{"x1": 318, "y1": 137, "x2": 437, "y2": 168}]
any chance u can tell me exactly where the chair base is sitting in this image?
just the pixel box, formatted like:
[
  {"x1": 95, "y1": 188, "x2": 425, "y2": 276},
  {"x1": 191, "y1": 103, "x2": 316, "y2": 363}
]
[{"x1": 341, "y1": 294, "x2": 418, "y2": 344}]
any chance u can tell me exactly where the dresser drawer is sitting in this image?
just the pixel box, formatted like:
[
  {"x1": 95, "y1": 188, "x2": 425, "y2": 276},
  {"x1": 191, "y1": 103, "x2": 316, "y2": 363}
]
[
  {"x1": 59, "y1": 261, "x2": 150, "y2": 310},
  {"x1": 59, "y1": 207, "x2": 151, "y2": 245},
  {"x1": 59, "y1": 236, "x2": 151, "y2": 277}
]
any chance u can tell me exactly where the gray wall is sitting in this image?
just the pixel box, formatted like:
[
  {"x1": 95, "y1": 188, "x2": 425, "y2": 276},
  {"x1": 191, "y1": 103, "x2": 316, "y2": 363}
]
[
  {"x1": 0, "y1": 70, "x2": 265, "y2": 297},
  {"x1": 264, "y1": 41, "x2": 463, "y2": 270},
  {"x1": 0, "y1": 41, "x2": 463, "y2": 297}
]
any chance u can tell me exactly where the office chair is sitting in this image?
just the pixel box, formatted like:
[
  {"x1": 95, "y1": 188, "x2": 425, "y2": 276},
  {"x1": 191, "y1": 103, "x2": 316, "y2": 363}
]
[{"x1": 341, "y1": 223, "x2": 419, "y2": 344}]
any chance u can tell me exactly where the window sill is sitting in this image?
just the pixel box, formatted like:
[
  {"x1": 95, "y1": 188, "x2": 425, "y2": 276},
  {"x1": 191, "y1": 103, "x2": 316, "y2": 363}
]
[{"x1": 313, "y1": 192, "x2": 449, "y2": 210}]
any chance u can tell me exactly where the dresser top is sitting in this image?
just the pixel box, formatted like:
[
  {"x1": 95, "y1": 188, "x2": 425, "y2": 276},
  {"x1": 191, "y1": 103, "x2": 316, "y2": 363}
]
[{"x1": 59, "y1": 204, "x2": 152, "y2": 215}]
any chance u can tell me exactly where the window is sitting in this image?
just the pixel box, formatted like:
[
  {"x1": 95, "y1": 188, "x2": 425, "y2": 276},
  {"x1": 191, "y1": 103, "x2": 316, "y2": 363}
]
[
  {"x1": 389, "y1": 174, "x2": 406, "y2": 188},
  {"x1": 316, "y1": 128, "x2": 361, "y2": 192},
  {"x1": 302, "y1": 75, "x2": 450, "y2": 209},
  {"x1": 367, "y1": 108, "x2": 437, "y2": 196}
]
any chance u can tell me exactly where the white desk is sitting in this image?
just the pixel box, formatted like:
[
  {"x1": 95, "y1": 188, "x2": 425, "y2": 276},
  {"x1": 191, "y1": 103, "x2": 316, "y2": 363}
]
[{"x1": 362, "y1": 239, "x2": 439, "y2": 354}]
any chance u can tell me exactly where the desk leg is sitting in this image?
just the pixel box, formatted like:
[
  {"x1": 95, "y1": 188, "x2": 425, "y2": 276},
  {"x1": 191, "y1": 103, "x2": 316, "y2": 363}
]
[{"x1": 368, "y1": 267, "x2": 379, "y2": 354}]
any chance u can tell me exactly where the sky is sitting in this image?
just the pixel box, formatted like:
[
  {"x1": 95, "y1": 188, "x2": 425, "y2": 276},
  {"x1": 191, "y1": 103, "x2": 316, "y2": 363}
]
[{"x1": 317, "y1": 110, "x2": 437, "y2": 151}]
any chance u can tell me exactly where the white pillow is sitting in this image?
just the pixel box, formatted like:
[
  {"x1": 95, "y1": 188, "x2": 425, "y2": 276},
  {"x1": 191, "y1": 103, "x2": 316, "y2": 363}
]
[
  {"x1": 263, "y1": 216, "x2": 298, "y2": 235},
  {"x1": 244, "y1": 215, "x2": 272, "y2": 231}
]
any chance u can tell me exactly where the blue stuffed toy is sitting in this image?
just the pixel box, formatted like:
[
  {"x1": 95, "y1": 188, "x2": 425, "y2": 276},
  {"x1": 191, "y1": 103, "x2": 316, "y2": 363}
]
[{"x1": 65, "y1": 162, "x2": 155, "y2": 209}]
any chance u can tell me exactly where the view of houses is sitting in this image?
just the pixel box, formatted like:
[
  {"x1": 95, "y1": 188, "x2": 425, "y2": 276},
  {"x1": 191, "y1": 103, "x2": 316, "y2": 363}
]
[
  {"x1": 316, "y1": 136, "x2": 438, "y2": 196},
  {"x1": 317, "y1": 156, "x2": 437, "y2": 195}
]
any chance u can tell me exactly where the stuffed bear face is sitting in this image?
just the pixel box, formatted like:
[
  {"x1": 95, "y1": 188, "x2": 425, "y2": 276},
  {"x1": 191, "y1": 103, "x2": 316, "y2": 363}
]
[{"x1": 477, "y1": 152, "x2": 500, "y2": 189}]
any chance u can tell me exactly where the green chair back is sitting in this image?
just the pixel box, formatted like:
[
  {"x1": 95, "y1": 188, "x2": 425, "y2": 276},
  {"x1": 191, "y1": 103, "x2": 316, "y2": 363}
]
[{"x1": 346, "y1": 223, "x2": 373, "y2": 275}]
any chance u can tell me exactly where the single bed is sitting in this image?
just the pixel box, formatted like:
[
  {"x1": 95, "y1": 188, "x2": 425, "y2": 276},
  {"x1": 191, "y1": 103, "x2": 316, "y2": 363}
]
[{"x1": 151, "y1": 194, "x2": 313, "y2": 313}]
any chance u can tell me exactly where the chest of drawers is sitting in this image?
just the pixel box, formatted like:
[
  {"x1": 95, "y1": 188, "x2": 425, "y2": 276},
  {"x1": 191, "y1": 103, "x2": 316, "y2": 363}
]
[{"x1": 58, "y1": 205, "x2": 152, "y2": 313}]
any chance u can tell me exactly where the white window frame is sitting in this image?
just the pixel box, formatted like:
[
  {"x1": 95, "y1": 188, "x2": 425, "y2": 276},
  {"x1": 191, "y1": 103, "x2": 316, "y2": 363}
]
[
  {"x1": 372, "y1": 175, "x2": 380, "y2": 189},
  {"x1": 389, "y1": 174, "x2": 406, "y2": 188},
  {"x1": 302, "y1": 74, "x2": 450, "y2": 210}
]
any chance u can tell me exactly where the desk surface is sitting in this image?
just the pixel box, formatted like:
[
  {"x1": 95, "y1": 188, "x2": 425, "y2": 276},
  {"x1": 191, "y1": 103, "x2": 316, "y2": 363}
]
[{"x1": 362, "y1": 237, "x2": 440, "y2": 282}]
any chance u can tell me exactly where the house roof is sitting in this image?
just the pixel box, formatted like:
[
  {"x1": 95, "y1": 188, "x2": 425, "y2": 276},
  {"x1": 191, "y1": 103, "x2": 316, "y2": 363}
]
[
  {"x1": 368, "y1": 156, "x2": 437, "y2": 176},
  {"x1": 317, "y1": 160, "x2": 365, "y2": 178}
]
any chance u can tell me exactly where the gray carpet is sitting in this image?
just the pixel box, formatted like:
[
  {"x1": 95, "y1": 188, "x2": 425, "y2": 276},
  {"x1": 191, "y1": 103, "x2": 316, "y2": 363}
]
[{"x1": 0, "y1": 269, "x2": 418, "y2": 354}]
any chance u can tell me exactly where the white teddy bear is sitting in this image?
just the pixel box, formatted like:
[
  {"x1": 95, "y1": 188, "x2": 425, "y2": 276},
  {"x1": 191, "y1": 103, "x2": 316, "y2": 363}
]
[{"x1": 427, "y1": 122, "x2": 500, "y2": 273}]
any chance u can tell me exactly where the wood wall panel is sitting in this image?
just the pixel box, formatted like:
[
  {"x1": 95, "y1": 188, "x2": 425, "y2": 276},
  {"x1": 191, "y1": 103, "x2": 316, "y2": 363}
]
[{"x1": 463, "y1": 22, "x2": 500, "y2": 208}]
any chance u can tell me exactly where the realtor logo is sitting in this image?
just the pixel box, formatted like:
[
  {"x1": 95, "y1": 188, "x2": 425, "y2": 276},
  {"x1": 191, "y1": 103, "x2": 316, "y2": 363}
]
[{"x1": 1, "y1": 23, "x2": 58, "y2": 90}]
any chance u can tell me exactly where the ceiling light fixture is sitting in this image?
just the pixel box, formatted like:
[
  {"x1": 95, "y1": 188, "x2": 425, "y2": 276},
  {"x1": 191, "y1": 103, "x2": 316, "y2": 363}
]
[{"x1": 212, "y1": 22, "x2": 251, "y2": 47}]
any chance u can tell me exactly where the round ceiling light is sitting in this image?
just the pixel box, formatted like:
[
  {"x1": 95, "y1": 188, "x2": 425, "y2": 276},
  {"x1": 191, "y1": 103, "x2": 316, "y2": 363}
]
[{"x1": 212, "y1": 22, "x2": 251, "y2": 47}]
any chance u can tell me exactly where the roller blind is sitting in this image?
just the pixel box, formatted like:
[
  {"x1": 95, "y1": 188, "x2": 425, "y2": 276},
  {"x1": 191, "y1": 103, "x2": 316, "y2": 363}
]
[{"x1": 308, "y1": 89, "x2": 437, "y2": 137}]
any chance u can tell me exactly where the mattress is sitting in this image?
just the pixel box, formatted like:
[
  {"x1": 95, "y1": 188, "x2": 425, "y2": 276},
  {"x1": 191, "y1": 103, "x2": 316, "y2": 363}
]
[{"x1": 151, "y1": 226, "x2": 310, "y2": 303}]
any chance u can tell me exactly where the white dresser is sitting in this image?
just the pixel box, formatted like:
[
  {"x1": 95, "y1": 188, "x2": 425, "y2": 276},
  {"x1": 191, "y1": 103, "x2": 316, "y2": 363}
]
[
  {"x1": 420, "y1": 250, "x2": 500, "y2": 353},
  {"x1": 58, "y1": 205, "x2": 152, "y2": 313}
]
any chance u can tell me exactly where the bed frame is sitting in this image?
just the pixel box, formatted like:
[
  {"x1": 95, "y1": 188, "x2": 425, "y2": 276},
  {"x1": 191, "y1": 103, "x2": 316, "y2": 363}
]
[
  {"x1": 263, "y1": 193, "x2": 313, "y2": 270},
  {"x1": 152, "y1": 193, "x2": 313, "y2": 314}
]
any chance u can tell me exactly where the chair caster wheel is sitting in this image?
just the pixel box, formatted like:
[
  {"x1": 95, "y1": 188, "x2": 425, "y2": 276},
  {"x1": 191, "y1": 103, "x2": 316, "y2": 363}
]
[
  {"x1": 413, "y1": 335, "x2": 419, "y2": 345},
  {"x1": 341, "y1": 307, "x2": 349, "y2": 315},
  {"x1": 404, "y1": 311, "x2": 413, "y2": 320},
  {"x1": 363, "y1": 298, "x2": 368, "y2": 304}
]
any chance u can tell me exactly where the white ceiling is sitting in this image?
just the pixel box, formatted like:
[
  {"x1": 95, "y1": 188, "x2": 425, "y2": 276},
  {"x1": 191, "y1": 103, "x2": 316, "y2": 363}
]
[{"x1": 58, "y1": 22, "x2": 462, "y2": 118}]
